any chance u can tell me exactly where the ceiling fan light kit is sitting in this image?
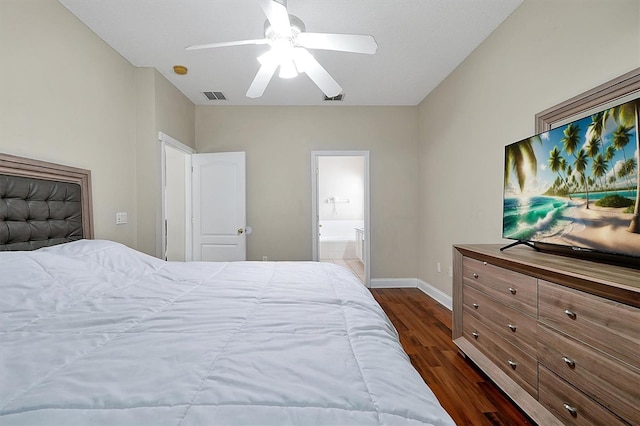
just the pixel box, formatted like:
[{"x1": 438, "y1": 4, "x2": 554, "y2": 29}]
[
  {"x1": 278, "y1": 59, "x2": 298, "y2": 79},
  {"x1": 186, "y1": 0, "x2": 377, "y2": 99}
]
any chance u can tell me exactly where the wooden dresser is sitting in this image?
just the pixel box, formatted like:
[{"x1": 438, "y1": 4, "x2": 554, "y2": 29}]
[{"x1": 452, "y1": 244, "x2": 640, "y2": 426}]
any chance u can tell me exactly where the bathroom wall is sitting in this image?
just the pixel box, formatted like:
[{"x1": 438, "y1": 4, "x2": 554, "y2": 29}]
[{"x1": 318, "y1": 156, "x2": 365, "y2": 222}]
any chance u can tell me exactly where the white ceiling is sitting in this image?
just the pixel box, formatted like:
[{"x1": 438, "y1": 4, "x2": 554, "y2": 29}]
[{"x1": 58, "y1": 0, "x2": 523, "y2": 106}]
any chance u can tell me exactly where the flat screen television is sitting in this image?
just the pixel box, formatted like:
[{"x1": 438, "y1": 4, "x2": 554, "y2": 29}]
[{"x1": 502, "y1": 97, "x2": 640, "y2": 266}]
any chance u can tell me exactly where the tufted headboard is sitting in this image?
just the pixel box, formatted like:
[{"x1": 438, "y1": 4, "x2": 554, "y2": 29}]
[{"x1": 0, "y1": 153, "x2": 94, "y2": 251}]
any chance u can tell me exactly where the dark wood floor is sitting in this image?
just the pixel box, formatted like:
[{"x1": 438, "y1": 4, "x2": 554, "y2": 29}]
[{"x1": 371, "y1": 288, "x2": 534, "y2": 426}]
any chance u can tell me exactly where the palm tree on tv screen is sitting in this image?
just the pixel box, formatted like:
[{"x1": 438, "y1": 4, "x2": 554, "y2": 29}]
[
  {"x1": 548, "y1": 146, "x2": 571, "y2": 197},
  {"x1": 573, "y1": 149, "x2": 590, "y2": 209},
  {"x1": 611, "y1": 99, "x2": 640, "y2": 233},
  {"x1": 562, "y1": 122, "x2": 591, "y2": 209},
  {"x1": 586, "y1": 136, "x2": 604, "y2": 189},
  {"x1": 586, "y1": 135, "x2": 601, "y2": 158},
  {"x1": 617, "y1": 157, "x2": 636, "y2": 189},
  {"x1": 604, "y1": 145, "x2": 617, "y2": 192},
  {"x1": 592, "y1": 153, "x2": 608, "y2": 189},
  {"x1": 587, "y1": 111, "x2": 607, "y2": 147},
  {"x1": 612, "y1": 124, "x2": 633, "y2": 164},
  {"x1": 561, "y1": 122, "x2": 581, "y2": 155},
  {"x1": 505, "y1": 136, "x2": 541, "y2": 192}
]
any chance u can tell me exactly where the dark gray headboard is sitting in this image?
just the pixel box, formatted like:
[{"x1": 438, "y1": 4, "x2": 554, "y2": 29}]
[{"x1": 0, "y1": 153, "x2": 94, "y2": 251}]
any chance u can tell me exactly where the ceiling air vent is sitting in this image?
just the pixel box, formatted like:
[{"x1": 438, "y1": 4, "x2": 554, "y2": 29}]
[
  {"x1": 203, "y1": 91, "x2": 227, "y2": 101},
  {"x1": 323, "y1": 94, "x2": 344, "y2": 102}
]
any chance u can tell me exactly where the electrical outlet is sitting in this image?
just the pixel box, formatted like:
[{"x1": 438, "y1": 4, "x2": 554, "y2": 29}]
[
  {"x1": 448, "y1": 266, "x2": 453, "y2": 277},
  {"x1": 115, "y1": 212, "x2": 128, "y2": 225},
  {"x1": 437, "y1": 262, "x2": 441, "y2": 273},
  {"x1": 262, "y1": 256, "x2": 268, "y2": 261}
]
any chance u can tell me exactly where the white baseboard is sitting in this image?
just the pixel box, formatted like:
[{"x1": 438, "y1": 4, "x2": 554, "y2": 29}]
[
  {"x1": 370, "y1": 278, "x2": 418, "y2": 288},
  {"x1": 417, "y1": 279, "x2": 452, "y2": 311},
  {"x1": 370, "y1": 277, "x2": 452, "y2": 311}
]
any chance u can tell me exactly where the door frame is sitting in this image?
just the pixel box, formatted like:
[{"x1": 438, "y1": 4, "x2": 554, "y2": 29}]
[
  {"x1": 311, "y1": 150, "x2": 371, "y2": 287},
  {"x1": 158, "y1": 132, "x2": 195, "y2": 260}
]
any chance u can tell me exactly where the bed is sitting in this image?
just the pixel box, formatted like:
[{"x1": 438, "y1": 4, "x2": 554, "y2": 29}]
[{"x1": 0, "y1": 154, "x2": 454, "y2": 425}]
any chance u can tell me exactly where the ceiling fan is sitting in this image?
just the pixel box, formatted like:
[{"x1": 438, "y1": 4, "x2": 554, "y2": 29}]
[{"x1": 186, "y1": 0, "x2": 378, "y2": 99}]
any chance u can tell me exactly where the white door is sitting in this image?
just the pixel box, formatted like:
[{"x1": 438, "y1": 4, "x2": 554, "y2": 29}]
[{"x1": 192, "y1": 152, "x2": 247, "y2": 261}]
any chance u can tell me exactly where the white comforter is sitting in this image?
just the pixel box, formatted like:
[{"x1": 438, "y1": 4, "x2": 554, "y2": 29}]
[{"x1": 0, "y1": 240, "x2": 454, "y2": 426}]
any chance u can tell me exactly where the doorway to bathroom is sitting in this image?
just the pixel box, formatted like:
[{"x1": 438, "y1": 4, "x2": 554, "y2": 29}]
[{"x1": 311, "y1": 151, "x2": 370, "y2": 287}]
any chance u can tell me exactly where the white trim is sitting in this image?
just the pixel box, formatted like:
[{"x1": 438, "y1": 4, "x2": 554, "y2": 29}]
[
  {"x1": 158, "y1": 132, "x2": 195, "y2": 261},
  {"x1": 370, "y1": 278, "x2": 418, "y2": 288},
  {"x1": 311, "y1": 150, "x2": 371, "y2": 288},
  {"x1": 417, "y1": 279, "x2": 452, "y2": 311},
  {"x1": 369, "y1": 277, "x2": 453, "y2": 311},
  {"x1": 183, "y1": 154, "x2": 193, "y2": 261},
  {"x1": 160, "y1": 132, "x2": 196, "y2": 154}
]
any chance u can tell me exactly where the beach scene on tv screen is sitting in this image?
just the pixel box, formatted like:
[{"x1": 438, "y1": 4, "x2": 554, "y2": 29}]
[{"x1": 503, "y1": 98, "x2": 640, "y2": 258}]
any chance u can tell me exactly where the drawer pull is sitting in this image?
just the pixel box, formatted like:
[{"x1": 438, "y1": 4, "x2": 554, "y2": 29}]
[
  {"x1": 473, "y1": 273, "x2": 479, "y2": 279},
  {"x1": 563, "y1": 403, "x2": 578, "y2": 417},
  {"x1": 562, "y1": 356, "x2": 575, "y2": 368},
  {"x1": 507, "y1": 359, "x2": 518, "y2": 369},
  {"x1": 482, "y1": 261, "x2": 487, "y2": 266},
  {"x1": 564, "y1": 309, "x2": 577, "y2": 319},
  {"x1": 472, "y1": 303, "x2": 479, "y2": 309},
  {"x1": 507, "y1": 324, "x2": 517, "y2": 332},
  {"x1": 508, "y1": 287, "x2": 517, "y2": 295},
  {"x1": 472, "y1": 331, "x2": 479, "y2": 339}
]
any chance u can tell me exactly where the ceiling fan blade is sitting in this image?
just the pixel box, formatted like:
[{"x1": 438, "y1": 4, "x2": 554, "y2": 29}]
[
  {"x1": 293, "y1": 48, "x2": 342, "y2": 97},
  {"x1": 246, "y1": 61, "x2": 279, "y2": 98},
  {"x1": 186, "y1": 39, "x2": 269, "y2": 50},
  {"x1": 297, "y1": 33, "x2": 378, "y2": 55},
  {"x1": 260, "y1": 0, "x2": 291, "y2": 34}
]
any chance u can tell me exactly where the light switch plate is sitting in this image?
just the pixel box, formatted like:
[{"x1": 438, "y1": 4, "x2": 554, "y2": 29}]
[{"x1": 116, "y1": 212, "x2": 128, "y2": 225}]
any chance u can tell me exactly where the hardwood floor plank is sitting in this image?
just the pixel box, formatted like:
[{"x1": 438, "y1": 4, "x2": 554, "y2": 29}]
[{"x1": 371, "y1": 288, "x2": 534, "y2": 426}]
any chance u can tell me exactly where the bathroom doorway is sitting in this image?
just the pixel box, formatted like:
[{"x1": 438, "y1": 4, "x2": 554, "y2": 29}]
[{"x1": 311, "y1": 151, "x2": 370, "y2": 287}]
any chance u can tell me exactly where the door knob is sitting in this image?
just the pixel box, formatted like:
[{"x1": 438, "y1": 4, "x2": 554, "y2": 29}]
[{"x1": 237, "y1": 226, "x2": 252, "y2": 235}]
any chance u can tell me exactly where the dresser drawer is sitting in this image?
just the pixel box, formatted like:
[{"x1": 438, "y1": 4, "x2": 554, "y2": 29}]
[
  {"x1": 538, "y1": 280, "x2": 639, "y2": 369},
  {"x1": 539, "y1": 365, "x2": 628, "y2": 426},
  {"x1": 463, "y1": 284, "x2": 536, "y2": 354},
  {"x1": 463, "y1": 310, "x2": 537, "y2": 397},
  {"x1": 538, "y1": 323, "x2": 640, "y2": 424},
  {"x1": 463, "y1": 257, "x2": 537, "y2": 316}
]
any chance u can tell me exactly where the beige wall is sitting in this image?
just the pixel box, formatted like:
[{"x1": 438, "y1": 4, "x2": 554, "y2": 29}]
[
  {"x1": 134, "y1": 68, "x2": 157, "y2": 254},
  {"x1": 155, "y1": 71, "x2": 196, "y2": 148},
  {"x1": 417, "y1": 0, "x2": 640, "y2": 296},
  {"x1": 136, "y1": 69, "x2": 196, "y2": 256},
  {"x1": 0, "y1": 0, "x2": 138, "y2": 246},
  {"x1": 196, "y1": 106, "x2": 418, "y2": 279},
  {"x1": 0, "y1": 0, "x2": 195, "y2": 254}
]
